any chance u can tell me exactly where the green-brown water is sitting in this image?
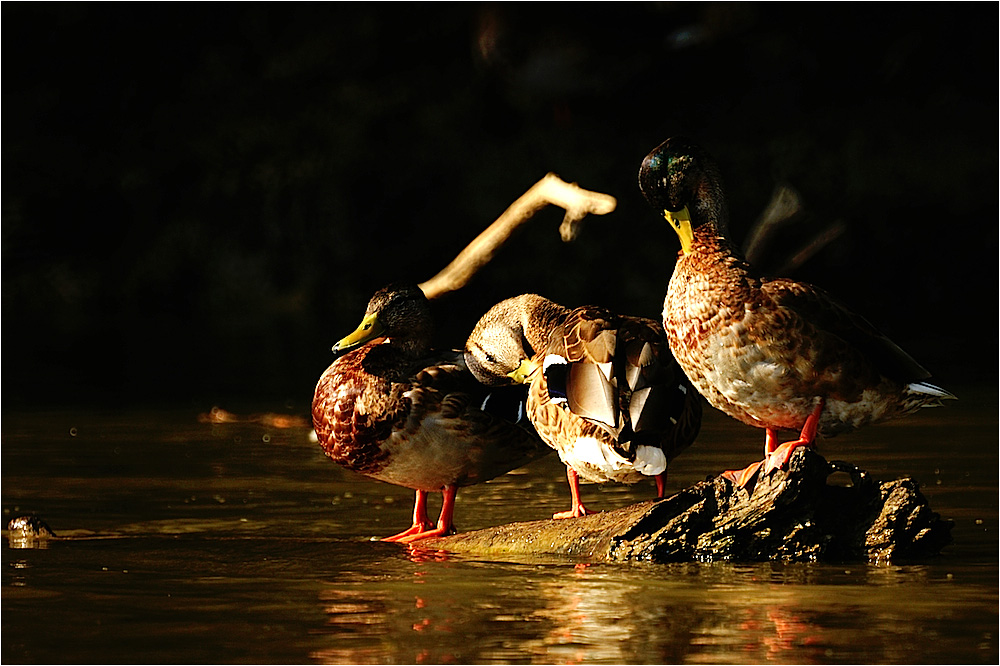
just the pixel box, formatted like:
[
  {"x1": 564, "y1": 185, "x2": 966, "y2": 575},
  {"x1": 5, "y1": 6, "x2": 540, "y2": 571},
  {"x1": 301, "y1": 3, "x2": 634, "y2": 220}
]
[{"x1": 3, "y1": 388, "x2": 996, "y2": 664}]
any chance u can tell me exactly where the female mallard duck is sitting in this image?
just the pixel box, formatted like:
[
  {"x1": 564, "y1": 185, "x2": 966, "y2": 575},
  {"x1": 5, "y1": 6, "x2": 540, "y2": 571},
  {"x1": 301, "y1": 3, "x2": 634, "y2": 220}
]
[
  {"x1": 638, "y1": 136, "x2": 955, "y2": 485},
  {"x1": 465, "y1": 294, "x2": 702, "y2": 518},
  {"x1": 311, "y1": 284, "x2": 550, "y2": 542}
]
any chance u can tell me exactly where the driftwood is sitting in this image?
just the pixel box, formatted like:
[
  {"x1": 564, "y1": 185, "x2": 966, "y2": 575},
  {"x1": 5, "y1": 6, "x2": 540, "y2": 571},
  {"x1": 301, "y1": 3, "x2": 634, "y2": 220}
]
[
  {"x1": 418, "y1": 173, "x2": 616, "y2": 300},
  {"x1": 424, "y1": 447, "x2": 953, "y2": 564}
]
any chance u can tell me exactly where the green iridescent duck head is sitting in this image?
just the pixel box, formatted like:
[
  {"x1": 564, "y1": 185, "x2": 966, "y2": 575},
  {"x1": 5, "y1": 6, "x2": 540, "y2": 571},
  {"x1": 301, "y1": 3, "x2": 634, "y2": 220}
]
[{"x1": 638, "y1": 137, "x2": 730, "y2": 255}]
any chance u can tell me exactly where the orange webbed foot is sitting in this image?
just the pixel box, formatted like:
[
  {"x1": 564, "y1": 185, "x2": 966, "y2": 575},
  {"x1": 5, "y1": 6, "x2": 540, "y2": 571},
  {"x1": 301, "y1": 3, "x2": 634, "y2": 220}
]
[
  {"x1": 720, "y1": 460, "x2": 764, "y2": 487},
  {"x1": 763, "y1": 440, "x2": 808, "y2": 475},
  {"x1": 553, "y1": 504, "x2": 594, "y2": 520},
  {"x1": 382, "y1": 522, "x2": 435, "y2": 542},
  {"x1": 393, "y1": 524, "x2": 456, "y2": 543},
  {"x1": 762, "y1": 401, "x2": 824, "y2": 475},
  {"x1": 383, "y1": 486, "x2": 458, "y2": 543}
]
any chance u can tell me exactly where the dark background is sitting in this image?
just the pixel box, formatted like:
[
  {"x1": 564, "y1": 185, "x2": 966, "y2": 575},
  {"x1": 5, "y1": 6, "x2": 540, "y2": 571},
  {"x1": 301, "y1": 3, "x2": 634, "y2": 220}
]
[{"x1": 3, "y1": 3, "x2": 996, "y2": 413}]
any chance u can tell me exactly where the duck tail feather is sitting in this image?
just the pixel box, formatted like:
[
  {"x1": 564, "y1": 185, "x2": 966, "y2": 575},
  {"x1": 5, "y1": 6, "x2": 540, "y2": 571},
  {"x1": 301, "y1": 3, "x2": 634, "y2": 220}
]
[{"x1": 906, "y1": 381, "x2": 957, "y2": 402}]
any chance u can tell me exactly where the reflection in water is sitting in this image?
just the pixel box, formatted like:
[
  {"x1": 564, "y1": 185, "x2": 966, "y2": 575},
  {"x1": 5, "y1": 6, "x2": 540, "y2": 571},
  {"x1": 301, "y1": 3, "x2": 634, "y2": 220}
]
[
  {"x1": 403, "y1": 544, "x2": 453, "y2": 564},
  {"x1": 523, "y1": 564, "x2": 830, "y2": 664},
  {"x1": 307, "y1": 554, "x2": 993, "y2": 665},
  {"x1": 689, "y1": 588, "x2": 827, "y2": 664},
  {"x1": 312, "y1": 587, "x2": 391, "y2": 665},
  {"x1": 529, "y1": 564, "x2": 640, "y2": 664},
  {"x1": 7, "y1": 559, "x2": 33, "y2": 588}
]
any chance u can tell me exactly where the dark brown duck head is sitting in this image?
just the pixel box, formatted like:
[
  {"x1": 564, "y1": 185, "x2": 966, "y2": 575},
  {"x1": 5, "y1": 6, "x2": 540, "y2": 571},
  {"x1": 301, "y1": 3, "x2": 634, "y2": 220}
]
[
  {"x1": 638, "y1": 137, "x2": 731, "y2": 255},
  {"x1": 331, "y1": 283, "x2": 433, "y2": 360}
]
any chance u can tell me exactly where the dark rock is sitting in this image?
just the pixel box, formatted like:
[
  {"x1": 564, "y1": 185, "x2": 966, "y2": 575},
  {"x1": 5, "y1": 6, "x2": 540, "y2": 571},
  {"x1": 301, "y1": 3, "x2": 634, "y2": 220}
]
[{"x1": 7, "y1": 515, "x2": 57, "y2": 549}]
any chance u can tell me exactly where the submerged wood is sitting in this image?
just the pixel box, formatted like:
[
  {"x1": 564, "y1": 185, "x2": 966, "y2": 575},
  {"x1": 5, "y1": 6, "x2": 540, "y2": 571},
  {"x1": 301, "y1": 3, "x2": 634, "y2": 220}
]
[{"x1": 428, "y1": 448, "x2": 953, "y2": 563}]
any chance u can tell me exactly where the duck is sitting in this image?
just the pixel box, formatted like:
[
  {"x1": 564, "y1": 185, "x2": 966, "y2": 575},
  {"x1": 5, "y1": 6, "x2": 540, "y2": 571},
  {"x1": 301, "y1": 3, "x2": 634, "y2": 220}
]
[
  {"x1": 465, "y1": 294, "x2": 702, "y2": 518},
  {"x1": 638, "y1": 136, "x2": 955, "y2": 486},
  {"x1": 311, "y1": 283, "x2": 551, "y2": 542}
]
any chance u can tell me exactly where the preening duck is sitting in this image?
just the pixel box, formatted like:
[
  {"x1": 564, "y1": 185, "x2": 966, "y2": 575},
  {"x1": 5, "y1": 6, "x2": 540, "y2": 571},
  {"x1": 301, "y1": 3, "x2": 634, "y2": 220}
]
[
  {"x1": 638, "y1": 136, "x2": 955, "y2": 485},
  {"x1": 311, "y1": 284, "x2": 550, "y2": 542},
  {"x1": 465, "y1": 294, "x2": 702, "y2": 518}
]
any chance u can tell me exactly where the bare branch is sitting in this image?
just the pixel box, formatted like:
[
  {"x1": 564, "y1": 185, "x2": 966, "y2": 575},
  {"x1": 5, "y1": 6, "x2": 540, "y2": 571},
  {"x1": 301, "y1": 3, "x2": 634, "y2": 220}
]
[
  {"x1": 418, "y1": 173, "x2": 617, "y2": 300},
  {"x1": 774, "y1": 220, "x2": 846, "y2": 275},
  {"x1": 742, "y1": 183, "x2": 804, "y2": 264}
]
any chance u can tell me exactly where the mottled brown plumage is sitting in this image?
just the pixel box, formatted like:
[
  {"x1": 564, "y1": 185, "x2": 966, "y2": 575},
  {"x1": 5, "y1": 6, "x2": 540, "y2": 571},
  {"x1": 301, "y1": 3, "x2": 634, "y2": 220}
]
[
  {"x1": 639, "y1": 137, "x2": 954, "y2": 484},
  {"x1": 466, "y1": 294, "x2": 702, "y2": 518},
  {"x1": 312, "y1": 284, "x2": 550, "y2": 541}
]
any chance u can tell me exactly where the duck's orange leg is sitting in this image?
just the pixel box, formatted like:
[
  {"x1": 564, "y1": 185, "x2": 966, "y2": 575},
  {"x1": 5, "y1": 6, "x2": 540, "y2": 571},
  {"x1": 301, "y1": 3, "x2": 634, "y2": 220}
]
[
  {"x1": 553, "y1": 468, "x2": 594, "y2": 519},
  {"x1": 655, "y1": 472, "x2": 666, "y2": 499},
  {"x1": 396, "y1": 485, "x2": 458, "y2": 543},
  {"x1": 383, "y1": 490, "x2": 435, "y2": 542},
  {"x1": 763, "y1": 400, "x2": 824, "y2": 475}
]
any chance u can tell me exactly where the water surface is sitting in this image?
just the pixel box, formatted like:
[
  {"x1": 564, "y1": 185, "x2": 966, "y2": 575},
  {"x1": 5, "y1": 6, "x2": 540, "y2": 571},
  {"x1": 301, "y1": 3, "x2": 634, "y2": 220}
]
[{"x1": 3, "y1": 388, "x2": 996, "y2": 664}]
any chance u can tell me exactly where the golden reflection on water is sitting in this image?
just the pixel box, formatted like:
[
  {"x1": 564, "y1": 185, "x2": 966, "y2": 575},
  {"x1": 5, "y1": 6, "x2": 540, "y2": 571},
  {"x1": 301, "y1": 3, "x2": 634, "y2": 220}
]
[{"x1": 305, "y1": 547, "x2": 994, "y2": 665}]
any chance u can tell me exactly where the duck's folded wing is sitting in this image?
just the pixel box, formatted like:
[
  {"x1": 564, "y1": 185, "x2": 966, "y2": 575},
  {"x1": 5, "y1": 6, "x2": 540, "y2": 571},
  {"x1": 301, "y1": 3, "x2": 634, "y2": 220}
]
[
  {"x1": 409, "y1": 353, "x2": 546, "y2": 449},
  {"x1": 557, "y1": 307, "x2": 622, "y2": 433},
  {"x1": 760, "y1": 277, "x2": 932, "y2": 384},
  {"x1": 561, "y1": 306, "x2": 618, "y2": 364}
]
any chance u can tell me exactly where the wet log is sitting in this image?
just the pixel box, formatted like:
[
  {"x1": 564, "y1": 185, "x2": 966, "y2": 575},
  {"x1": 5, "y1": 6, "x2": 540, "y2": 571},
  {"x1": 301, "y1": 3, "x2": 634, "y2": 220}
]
[{"x1": 428, "y1": 448, "x2": 953, "y2": 563}]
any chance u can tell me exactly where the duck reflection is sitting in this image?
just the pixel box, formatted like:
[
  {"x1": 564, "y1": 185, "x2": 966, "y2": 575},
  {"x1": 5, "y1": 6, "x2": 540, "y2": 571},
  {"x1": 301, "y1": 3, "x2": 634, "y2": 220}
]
[
  {"x1": 528, "y1": 563, "x2": 638, "y2": 664},
  {"x1": 403, "y1": 544, "x2": 452, "y2": 564},
  {"x1": 524, "y1": 563, "x2": 837, "y2": 664},
  {"x1": 311, "y1": 587, "x2": 392, "y2": 665},
  {"x1": 311, "y1": 554, "x2": 952, "y2": 664}
]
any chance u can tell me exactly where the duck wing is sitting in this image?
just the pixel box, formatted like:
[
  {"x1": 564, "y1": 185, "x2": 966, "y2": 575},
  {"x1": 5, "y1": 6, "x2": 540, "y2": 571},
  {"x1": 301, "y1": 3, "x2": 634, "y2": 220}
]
[
  {"x1": 616, "y1": 315, "x2": 700, "y2": 459},
  {"x1": 553, "y1": 307, "x2": 698, "y2": 462},
  {"x1": 407, "y1": 350, "x2": 542, "y2": 442},
  {"x1": 557, "y1": 306, "x2": 621, "y2": 435},
  {"x1": 759, "y1": 277, "x2": 932, "y2": 386}
]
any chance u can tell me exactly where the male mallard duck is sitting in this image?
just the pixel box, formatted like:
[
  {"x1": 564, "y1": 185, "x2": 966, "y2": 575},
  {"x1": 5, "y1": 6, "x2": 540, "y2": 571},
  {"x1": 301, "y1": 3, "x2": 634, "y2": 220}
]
[
  {"x1": 465, "y1": 294, "x2": 702, "y2": 518},
  {"x1": 638, "y1": 137, "x2": 955, "y2": 485},
  {"x1": 311, "y1": 284, "x2": 550, "y2": 542}
]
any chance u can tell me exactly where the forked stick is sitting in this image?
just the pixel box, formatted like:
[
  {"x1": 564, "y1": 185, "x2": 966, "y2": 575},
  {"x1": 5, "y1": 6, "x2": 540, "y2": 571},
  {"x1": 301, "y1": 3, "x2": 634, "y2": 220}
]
[{"x1": 418, "y1": 173, "x2": 617, "y2": 300}]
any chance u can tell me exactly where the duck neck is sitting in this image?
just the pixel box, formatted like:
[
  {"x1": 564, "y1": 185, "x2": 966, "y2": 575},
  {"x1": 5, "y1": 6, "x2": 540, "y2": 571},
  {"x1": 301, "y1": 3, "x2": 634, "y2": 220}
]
[
  {"x1": 391, "y1": 334, "x2": 431, "y2": 359},
  {"x1": 517, "y1": 295, "x2": 570, "y2": 357},
  {"x1": 363, "y1": 315, "x2": 434, "y2": 379},
  {"x1": 691, "y1": 224, "x2": 744, "y2": 263},
  {"x1": 674, "y1": 225, "x2": 755, "y2": 307},
  {"x1": 362, "y1": 334, "x2": 431, "y2": 383},
  {"x1": 692, "y1": 175, "x2": 730, "y2": 239}
]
